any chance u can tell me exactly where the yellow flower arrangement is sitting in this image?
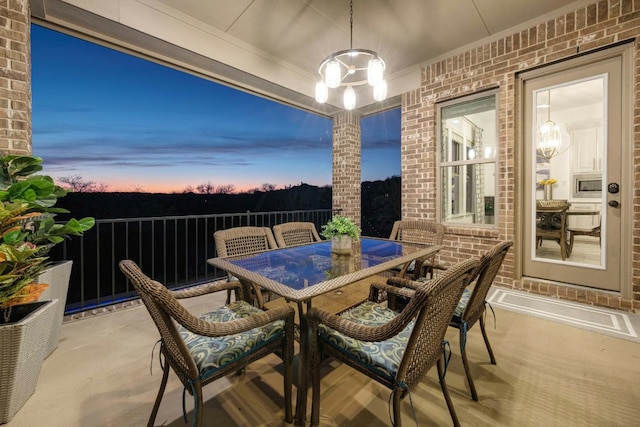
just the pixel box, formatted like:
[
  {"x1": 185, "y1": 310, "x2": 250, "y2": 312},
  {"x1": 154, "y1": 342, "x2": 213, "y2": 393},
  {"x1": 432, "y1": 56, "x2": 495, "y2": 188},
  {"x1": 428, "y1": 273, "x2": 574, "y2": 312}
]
[{"x1": 539, "y1": 178, "x2": 557, "y2": 186}]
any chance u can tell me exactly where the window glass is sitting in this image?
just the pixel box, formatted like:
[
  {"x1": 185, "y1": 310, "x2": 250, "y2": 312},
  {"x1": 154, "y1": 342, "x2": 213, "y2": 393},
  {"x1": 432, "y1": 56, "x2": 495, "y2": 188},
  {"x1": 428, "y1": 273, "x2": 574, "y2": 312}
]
[{"x1": 438, "y1": 91, "x2": 498, "y2": 225}]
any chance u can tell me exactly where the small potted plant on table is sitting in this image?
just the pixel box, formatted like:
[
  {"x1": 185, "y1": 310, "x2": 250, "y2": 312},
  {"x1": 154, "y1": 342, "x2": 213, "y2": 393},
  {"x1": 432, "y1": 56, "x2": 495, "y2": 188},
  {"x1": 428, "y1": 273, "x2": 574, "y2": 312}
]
[{"x1": 321, "y1": 215, "x2": 361, "y2": 255}]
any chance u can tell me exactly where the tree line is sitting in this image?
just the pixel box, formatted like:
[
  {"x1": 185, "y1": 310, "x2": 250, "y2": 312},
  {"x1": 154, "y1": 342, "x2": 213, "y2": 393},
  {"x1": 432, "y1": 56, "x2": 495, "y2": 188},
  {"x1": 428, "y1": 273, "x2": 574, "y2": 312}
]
[{"x1": 56, "y1": 175, "x2": 283, "y2": 195}]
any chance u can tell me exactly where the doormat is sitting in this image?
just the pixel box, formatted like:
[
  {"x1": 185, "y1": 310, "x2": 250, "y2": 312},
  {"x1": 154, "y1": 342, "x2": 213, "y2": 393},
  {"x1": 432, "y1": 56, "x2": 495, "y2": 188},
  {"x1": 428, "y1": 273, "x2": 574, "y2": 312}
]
[{"x1": 487, "y1": 288, "x2": 639, "y2": 343}]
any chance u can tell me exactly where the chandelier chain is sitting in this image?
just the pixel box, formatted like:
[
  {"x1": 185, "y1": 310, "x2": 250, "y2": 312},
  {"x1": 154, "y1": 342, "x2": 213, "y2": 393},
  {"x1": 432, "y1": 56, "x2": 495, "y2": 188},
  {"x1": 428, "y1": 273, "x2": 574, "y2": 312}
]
[{"x1": 350, "y1": 0, "x2": 353, "y2": 50}]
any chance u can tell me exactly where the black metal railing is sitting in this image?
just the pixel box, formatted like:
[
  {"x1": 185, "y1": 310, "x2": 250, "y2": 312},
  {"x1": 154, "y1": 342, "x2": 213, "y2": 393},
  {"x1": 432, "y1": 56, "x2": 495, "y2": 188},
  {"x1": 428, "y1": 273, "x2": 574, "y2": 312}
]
[{"x1": 50, "y1": 209, "x2": 337, "y2": 314}]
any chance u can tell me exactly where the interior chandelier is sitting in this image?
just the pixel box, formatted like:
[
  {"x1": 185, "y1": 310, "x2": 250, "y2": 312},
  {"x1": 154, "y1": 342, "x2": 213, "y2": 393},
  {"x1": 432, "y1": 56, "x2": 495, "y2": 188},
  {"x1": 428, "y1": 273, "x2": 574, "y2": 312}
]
[
  {"x1": 536, "y1": 90, "x2": 569, "y2": 160},
  {"x1": 314, "y1": 0, "x2": 387, "y2": 110}
]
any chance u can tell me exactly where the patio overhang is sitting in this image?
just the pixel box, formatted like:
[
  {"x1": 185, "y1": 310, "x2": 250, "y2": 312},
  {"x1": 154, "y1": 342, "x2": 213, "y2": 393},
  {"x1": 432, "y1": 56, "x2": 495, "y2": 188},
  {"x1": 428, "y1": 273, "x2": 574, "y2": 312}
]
[{"x1": 30, "y1": 0, "x2": 588, "y2": 116}]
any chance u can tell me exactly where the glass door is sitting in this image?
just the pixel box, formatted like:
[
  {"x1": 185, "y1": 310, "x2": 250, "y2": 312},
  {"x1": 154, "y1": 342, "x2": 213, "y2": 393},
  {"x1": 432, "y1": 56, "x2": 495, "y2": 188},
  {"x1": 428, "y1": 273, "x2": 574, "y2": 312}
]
[{"x1": 521, "y1": 50, "x2": 626, "y2": 291}]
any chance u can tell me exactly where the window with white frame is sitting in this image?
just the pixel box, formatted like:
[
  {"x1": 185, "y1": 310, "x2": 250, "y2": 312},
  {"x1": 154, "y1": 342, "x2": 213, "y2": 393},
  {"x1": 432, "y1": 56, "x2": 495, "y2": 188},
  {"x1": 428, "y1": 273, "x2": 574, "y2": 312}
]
[{"x1": 438, "y1": 91, "x2": 498, "y2": 225}]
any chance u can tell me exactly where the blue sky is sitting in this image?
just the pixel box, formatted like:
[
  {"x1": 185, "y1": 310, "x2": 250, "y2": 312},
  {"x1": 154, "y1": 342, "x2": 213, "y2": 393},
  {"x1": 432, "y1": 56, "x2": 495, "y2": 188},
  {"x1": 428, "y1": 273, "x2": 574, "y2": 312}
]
[{"x1": 31, "y1": 25, "x2": 400, "y2": 193}]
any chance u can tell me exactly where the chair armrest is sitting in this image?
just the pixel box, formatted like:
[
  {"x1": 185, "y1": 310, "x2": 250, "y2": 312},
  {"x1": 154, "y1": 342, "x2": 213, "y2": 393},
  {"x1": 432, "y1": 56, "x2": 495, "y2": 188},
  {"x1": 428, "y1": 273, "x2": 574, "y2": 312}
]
[
  {"x1": 386, "y1": 276, "x2": 425, "y2": 291},
  {"x1": 420, "y1": 262, "x2": 448, "y2": 279},
  {"x1": 307, "y1": 304, "x2": 415, "y2": 343},
  {"x1": 201, "y1": 305, "x2": 295, "y2": 337},
  {"x1": 157, "y1": 292, "x2": 295, "y2": 338},
  {"x1": 369, "y1": 282, "x2": 416, "y2": 300},
  {"x1": 170, "y1": 279, "x2": 243, "y2": 300}
]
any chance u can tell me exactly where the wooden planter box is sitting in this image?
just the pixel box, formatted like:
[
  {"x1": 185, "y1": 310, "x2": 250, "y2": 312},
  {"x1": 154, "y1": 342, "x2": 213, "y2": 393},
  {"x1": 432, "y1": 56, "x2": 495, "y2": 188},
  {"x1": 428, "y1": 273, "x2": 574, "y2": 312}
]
[
  {"x1": 0, "y1": 299, "x2": 58, "y2": 423},
  {"x1": 38, "y1": 261, "x2": 73, "y2": 357}
]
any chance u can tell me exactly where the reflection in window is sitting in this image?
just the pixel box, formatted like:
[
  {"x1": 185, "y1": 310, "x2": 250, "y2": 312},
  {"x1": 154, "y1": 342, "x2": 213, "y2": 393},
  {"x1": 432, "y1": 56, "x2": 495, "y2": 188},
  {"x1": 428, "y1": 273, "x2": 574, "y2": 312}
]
[{"x1": 438, "y1": 91, "x2": 498, "y2": 225}]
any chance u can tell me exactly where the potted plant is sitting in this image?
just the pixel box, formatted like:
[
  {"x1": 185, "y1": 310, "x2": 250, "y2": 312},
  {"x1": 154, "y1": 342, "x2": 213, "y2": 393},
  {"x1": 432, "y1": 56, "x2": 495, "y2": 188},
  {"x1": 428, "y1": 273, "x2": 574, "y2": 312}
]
[
  {"x1": 321, "y1": 215, "x2": 360, "y2": 255},
  {"x1": 0, "y1": 154, "x2": 94, "y2": 423}
]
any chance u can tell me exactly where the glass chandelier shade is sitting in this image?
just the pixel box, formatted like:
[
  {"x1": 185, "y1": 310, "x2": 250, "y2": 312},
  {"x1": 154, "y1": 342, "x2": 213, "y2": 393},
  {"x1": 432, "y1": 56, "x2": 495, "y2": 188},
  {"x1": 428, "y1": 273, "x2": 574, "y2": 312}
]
[
  {"x1": 367, "y1": 57, "x2": 384, "y2": 86},
  {"x1": 535, "y1": 90, "x2": 569, "y2": 160},
  {"x1": 343, "y1": 86, "x2": 356, "y2": 110},
  {"x1": 373, "y1": 79, "x2": 387, "y2": 101},
  {"x1": 537, "y1": 119, "x2": 563, "y2": 160},
  {"x1": 315, "y1": 81, "x2": 328, "y2": 103},
  {"x1": 325, "y1": 60, "x2": 342, "y2": 88},
  {"x1": 314, "y1": 0, "x2": 387, "y2": 109}
]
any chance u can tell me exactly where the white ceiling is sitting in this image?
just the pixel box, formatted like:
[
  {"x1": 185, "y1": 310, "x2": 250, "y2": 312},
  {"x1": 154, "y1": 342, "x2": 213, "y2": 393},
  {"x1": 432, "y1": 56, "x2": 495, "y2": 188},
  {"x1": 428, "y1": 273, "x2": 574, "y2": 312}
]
[{"x1": 32, "y1": 0, "x2": 592, "y2": 116}]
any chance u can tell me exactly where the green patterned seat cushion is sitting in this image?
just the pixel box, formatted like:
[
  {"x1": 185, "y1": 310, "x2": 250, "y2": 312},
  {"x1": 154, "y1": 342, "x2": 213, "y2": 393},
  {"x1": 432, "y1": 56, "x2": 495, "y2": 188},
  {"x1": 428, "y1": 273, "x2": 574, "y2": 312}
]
[
  {"x1": 179, "y1": 300, "x2": 285, "y2": 382},
  {"x1": 318, "y1": 301, "x2": 414, "y2": 383},
  {"x1": 452, "y1": 288, "x2": 472, "y2": 320}
]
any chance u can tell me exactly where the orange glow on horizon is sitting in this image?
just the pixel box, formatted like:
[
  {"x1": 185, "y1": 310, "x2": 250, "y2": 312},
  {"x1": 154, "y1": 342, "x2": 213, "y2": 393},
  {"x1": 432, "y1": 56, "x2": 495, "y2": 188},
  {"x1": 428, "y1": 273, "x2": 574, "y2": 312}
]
[{"x1": 106, "y1": 180, "x2": 287, "y2": 194}]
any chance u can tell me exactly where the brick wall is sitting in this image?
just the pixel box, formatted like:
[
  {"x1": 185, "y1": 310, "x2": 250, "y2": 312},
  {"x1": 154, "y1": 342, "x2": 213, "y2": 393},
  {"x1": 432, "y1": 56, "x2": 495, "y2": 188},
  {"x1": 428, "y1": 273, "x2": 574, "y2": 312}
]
[
  {"x1": 0, "y1": 0, "x2": 31, "y2": 155},
  {"x1": 332, "y1": 111, "x2": 362, "y2": 226},
  {"x1": 401, "y1": 0, "x2": 640, "y2": 311}
]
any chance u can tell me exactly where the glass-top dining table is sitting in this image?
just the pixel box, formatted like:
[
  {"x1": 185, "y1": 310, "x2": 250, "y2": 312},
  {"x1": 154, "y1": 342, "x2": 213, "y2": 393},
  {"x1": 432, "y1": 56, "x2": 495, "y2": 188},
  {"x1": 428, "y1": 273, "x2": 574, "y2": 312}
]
[{"x1": 207, "y1": 237, "x2": 442, "y2": 425}]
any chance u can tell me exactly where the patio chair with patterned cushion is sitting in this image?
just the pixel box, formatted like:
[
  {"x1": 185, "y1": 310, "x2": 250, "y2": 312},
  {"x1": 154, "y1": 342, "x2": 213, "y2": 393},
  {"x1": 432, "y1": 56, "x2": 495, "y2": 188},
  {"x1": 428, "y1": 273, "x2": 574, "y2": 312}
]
[
  {"x1": 388, "y1": 220, "x2": 446, "y2": 279},
  {"x1": 214, "y1": 226, "x2": 278, "y2": 307},
  {"x1": 307, "y1": 258, "x2": 479, "y2": 427},
  {"x1": 119, "y1": 260, "x2": 295, "y2": 427},
  {"x1": 387, "y1": 240, "x2": 513, "y2": 401},
  {"x1": 273, "y1": 221, "x2": 322, "y2": 247}
]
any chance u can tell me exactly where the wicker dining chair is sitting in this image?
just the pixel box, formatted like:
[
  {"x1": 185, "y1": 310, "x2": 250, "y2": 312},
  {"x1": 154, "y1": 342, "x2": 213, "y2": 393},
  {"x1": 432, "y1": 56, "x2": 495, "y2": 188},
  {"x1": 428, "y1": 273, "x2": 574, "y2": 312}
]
[
  {"x1": 388, "y1": 220, "x2": 447, "y2": 279},
  {"x1": 119, "y1": 260, "x2": 295, "y2": 427},
  {"x1": 387, "y1": 240, "x2": 513, "y2": 401},
  {"x1": 307, "y1": 258, "x2": 479, "y2": 427},
  {"x1": 213, "y1": 226, "x2": 278, "y2": 307},
  {"x1": 272, "y1": 221, "x2": 322, "y2": 247}
]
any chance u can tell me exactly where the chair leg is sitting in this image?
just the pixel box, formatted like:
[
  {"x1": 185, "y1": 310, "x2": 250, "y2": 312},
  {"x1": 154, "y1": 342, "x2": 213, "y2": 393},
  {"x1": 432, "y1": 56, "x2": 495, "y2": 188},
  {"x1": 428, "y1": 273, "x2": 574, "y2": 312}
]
[
  {"x1": 284, "y1": 356, "x2": 293, "y2": 424},
  {"x1": 148, "y1": 360, "x2": 170, "y2": 427},
  {"x1": 459, "y1": 328, "x2": 478, "y2": 401},
  {"x1": 567, "y1": 231, "x2": 575, "y2": 257},
  {"x1": 437, "y1": 357, "x2": 460, "y2": 427},
  {"x1": 310, "y1": 356, "x2": 321, "y2": 427},
  {"x1": 392, "y1": 388, "x2": 403, "y2": 427},
  {"x1": 479, "y1": 314, "x2": 497, "y2": 365},
  {"x1": 194, "y1": 382, "x2": 203, "y2": 427}
]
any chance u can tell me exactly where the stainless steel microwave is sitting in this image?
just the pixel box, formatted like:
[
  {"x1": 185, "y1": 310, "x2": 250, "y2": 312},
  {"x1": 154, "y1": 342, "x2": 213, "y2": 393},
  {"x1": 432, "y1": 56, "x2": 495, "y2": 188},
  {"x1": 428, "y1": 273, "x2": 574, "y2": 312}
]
[{"x1": 573, "y1": 173, "x2": 602, "y2": 198}]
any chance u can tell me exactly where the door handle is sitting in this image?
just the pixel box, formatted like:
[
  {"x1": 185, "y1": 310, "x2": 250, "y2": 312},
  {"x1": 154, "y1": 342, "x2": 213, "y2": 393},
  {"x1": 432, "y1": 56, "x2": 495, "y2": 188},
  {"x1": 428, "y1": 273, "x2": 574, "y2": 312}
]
[{"x1": 608, "y1": 200, "x2": 619, "y2": 208}]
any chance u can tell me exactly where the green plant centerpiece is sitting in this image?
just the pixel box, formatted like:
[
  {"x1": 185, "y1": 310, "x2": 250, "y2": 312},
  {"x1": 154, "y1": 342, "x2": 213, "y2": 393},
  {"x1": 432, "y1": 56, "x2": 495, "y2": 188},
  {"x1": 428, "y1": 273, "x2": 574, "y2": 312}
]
[
  {"x1": 321, "y1": 215, "x2": 360, "y2": 255},
  {"x1": 0, "y1": 155, "x2": 95, "y2": 322}
]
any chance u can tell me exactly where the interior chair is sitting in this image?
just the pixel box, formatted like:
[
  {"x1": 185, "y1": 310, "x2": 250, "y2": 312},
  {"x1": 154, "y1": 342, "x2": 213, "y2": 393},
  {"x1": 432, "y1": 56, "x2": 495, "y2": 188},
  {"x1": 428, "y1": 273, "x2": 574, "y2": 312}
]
[
  {"x1": 119, "y1": 260, "x2": 294, "y2": 427},
  {"x1": 273, "y1": 221, "x2": 322, "y2": 247},
  {"x1": 307, "y1": 258, "x2": 479, "y2": 427},
  {"x1": 388, "y1": 220, "x2": 446, "y2": 279},
  {"x1": 387, "y1": 240, "x2": 513, "y2": 401},
  {"x1": 535, "y1": 203, "x2": 571, "y2": 260},
  {"x1": 567, "y1": 217, "x2": 601, "y2": 256},
  {"x1": 213, "y1": 226, "x2": 278, "y2": 307}
]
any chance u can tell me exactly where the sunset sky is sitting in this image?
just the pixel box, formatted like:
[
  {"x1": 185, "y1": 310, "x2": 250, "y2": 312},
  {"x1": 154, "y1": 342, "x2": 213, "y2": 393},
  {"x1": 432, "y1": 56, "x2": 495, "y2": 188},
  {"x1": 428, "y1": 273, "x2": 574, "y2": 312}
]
[{"x1": 31, "y1": 25, "x2": 400, "y2": 194}]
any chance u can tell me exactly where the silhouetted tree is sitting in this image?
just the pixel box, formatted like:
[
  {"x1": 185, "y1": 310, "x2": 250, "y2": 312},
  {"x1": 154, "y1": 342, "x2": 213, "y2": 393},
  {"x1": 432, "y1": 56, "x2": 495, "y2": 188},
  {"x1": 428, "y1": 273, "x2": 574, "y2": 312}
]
[
  {"x1": 57, "y1": 175, "x2": 109, "y2": 192},
  {"x1": 196, "y1": 181, "x2": 215, "y2": 194},
  {"x1": 261, "y1": 183, "x2": 277, "y2": 192},
  {"x1": 214, "y1": 184, "x2": 236, "y2": 194}
]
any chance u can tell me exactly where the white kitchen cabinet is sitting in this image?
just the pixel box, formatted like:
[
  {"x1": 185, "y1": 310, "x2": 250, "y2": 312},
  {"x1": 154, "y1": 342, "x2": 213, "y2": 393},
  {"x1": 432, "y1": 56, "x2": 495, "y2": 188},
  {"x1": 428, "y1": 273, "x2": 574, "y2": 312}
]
[{"x1": 570, "y1": 124, "x2": 603, "y2": 173}]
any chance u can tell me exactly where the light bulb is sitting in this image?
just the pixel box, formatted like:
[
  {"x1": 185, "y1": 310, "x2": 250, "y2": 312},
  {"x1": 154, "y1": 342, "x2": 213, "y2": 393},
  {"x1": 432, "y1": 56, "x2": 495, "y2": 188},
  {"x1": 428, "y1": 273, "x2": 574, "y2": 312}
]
[
  {"x1": 325, "y1": 60, "x2": 341, "y2": 88},
  {"x1": 367, "y1": 57, "x2": 384, "y2": 86},
  {"x1": 373, "y1": 80, "x2": 387, "y2": 101},
  {"x1": 315, "y1": 81, "x2": 328, "y2": 103},
  {"x1": 343, "y1": 86, "x2": 356, "y2": 110}
]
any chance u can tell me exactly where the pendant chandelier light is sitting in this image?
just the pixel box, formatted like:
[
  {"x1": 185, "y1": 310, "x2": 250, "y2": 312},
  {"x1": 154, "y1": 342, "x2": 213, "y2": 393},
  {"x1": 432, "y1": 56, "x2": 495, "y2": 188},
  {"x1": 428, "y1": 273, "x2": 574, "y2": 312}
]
[
  {"x1": 536, "y1": 90, "x2": 569, "y2": 160},
  {"x1": 314, "y1": 0, "x2": 387, "y2": 110}
]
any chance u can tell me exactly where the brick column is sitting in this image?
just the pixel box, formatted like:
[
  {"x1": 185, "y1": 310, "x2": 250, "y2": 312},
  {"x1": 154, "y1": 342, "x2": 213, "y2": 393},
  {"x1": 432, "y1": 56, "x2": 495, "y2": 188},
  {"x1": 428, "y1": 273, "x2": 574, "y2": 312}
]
[
  {"x1": 332, "y1": 111, "x2": 361, "y2": 226},
  {"x1": 0, "y1": 0, "x2": 31, "y2": 155}
]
